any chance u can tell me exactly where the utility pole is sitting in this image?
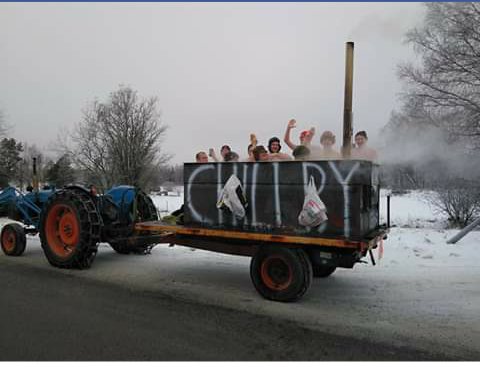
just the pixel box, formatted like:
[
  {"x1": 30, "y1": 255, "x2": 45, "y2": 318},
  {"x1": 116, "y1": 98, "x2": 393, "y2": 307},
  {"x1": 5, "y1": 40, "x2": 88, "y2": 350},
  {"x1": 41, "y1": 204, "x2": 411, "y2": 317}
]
[{"x1": 342, "y1": 42, "x2": 354, "y2": 158}]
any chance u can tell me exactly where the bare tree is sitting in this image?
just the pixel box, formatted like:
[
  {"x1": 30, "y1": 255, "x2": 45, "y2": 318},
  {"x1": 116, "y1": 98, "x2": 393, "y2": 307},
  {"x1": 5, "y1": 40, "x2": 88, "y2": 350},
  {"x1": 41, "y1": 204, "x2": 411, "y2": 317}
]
[
  {"x1": 59, "y1": 101, "x2": 115, "y2": 190},
  {"x1": 101, "y1": 87, "x2": 170, "y2": 186},
  {"x1": 399, "y1": 3, "x2": 480, "y2": 148},
  {"x1": 64, "y1": 86, "x2": 170, "y2": 190}
]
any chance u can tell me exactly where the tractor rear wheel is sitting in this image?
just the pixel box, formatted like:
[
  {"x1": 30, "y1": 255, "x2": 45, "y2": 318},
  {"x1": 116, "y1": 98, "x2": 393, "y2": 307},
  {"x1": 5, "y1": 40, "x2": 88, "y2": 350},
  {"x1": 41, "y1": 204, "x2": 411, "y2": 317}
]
[
  {"x1": 1, "y1": 223, "x2": 26, "y2": 256},
  {"x1": 136, "y1": 190, "x2": 158, "y2": 222},
  {"x1": 109, "y1": 191, "x2": 158, "y2": 255},
  {"x1": 250, "y1": 246, "x2": 312, "y2": 302},
  {"x1": 39, "y1": 188, "x2": 100, "y2": 269}
]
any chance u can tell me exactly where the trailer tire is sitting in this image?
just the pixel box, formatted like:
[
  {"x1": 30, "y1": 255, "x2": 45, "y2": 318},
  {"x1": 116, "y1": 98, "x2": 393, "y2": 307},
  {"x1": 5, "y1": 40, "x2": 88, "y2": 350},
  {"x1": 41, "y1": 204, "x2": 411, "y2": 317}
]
[
  {"x1": 250, "y1": 246, "x2": 312, "y2": 302},
  {"x1": 312, "y1": 265, "x2": 336, "y2": 278},
  {"x1": 39, "y1": 188, "x2": 100, "y2": 269},
  {"x1": 1, "y1": 223, "x2": 26, "y2": 256}
]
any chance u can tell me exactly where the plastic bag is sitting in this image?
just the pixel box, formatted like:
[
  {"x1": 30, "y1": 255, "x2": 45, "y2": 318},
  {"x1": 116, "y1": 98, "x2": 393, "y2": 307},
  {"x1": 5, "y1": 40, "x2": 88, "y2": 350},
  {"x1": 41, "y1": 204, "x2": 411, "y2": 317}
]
[
  {"x1": 217, "y1": 174, "x2": 248, "y2": 220},
  {"x1": 298, "y1": 176, "x2": 328, "y2": 227}
]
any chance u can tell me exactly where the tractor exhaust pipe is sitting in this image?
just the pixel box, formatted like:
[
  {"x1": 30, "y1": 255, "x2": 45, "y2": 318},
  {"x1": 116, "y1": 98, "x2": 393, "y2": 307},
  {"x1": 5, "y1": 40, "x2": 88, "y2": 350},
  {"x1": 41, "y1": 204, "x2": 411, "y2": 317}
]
[
  {"x1": 32, "y1": 157, "x2": 39, "y2": 193},
  {"x1": 342, "y1": 41, "x2": 354, "y2": 158}
]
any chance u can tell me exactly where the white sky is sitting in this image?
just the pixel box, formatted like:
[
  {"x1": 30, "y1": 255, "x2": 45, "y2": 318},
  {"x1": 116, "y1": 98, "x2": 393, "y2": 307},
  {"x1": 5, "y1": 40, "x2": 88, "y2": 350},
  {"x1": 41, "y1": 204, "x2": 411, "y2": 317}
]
[{"x1": 0, "y1": 2, "x2": 424, "y2": 164}]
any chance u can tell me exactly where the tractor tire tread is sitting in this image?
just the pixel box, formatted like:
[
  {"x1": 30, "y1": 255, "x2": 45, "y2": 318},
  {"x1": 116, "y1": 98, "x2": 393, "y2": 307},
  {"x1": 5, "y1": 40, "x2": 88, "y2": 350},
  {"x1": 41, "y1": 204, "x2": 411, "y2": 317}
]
[{"x1": 39, "y1": 188, "x2": 100, "y2": 269}]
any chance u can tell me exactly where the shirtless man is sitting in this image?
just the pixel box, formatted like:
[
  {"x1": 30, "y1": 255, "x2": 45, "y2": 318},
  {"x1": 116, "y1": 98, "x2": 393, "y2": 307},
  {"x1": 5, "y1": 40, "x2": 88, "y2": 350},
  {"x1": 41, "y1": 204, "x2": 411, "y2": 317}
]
[
  {"x1": 209, "y1": 145, "x2": 231, "y2": 162},
  {"x1": 283, "y1": 119, "x2": 315, "y2": 151},
  {"x1": 252, "y1": 145, "x2": 270, "y2": 162},
  {"x1": 351, "y1": 131, "x2": 378, "y2": 161},
  {"x1": 317, "y1": 131, "x2": 341, "y2": 159},
  {"x1": 267, "y1": 137, "x2": 291, "y2": 161},
  {"x1": 195, "y1": 151, "x2": 209, "y2": 163}
]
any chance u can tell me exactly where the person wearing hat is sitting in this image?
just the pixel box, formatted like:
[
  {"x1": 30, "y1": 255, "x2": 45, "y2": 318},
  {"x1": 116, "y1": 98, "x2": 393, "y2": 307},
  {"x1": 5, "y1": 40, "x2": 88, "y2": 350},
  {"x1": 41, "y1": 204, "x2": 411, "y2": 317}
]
[
  {"x1": 267, "y1": 136, "x2": 291, "y2": 161},
  {"x1": 283, "y1": 119, "x2": 315, "y2": 152}
]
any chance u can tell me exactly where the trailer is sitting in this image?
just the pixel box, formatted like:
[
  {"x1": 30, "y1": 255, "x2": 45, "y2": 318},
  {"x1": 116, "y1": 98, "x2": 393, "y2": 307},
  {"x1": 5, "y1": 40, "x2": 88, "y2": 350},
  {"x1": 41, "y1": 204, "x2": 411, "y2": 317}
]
[{"x1": 129, "y1": 159, "x2": 389, "y2": 302}]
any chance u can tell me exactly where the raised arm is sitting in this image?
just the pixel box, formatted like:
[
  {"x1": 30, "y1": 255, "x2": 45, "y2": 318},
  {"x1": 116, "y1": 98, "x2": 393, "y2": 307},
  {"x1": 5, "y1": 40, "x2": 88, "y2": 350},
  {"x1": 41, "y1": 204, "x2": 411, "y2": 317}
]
[
  {"x1": 209, "y1": 148, "x2": 219, "y2": 162},
  {"x1": 283, "y1": 119, "x2": 298, "y2": 151},
  {"x1": 304, "y1": 127, "x2": 315, "y2": 146}
]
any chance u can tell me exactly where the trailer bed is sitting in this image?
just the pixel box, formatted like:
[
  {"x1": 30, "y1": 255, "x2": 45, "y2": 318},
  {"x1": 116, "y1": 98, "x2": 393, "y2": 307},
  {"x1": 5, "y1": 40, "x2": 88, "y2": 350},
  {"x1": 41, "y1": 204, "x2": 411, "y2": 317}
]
[{"x1": 134, "y1": 221, "x2": 387, "y2": 253}]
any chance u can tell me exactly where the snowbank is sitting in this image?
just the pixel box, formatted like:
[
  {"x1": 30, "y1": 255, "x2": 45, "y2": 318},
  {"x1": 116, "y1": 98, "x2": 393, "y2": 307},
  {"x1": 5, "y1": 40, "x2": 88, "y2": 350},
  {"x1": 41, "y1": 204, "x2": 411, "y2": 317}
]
[{"x1": 380, "y1": 189, "x2": 448, "y2": 229}]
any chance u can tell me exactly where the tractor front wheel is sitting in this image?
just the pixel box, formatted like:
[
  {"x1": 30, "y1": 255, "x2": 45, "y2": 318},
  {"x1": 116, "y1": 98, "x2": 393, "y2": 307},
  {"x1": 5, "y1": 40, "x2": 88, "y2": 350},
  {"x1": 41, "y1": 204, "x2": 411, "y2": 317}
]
[
  {"x1": 1, "y1": 223, "x2": 26, "y2": 256},
  {"x1": 39, "y1": 188, "x2": 100, "y2": 269},
  {"x1": 250, "y1": 246, "x2": 312, "y2": 302}
]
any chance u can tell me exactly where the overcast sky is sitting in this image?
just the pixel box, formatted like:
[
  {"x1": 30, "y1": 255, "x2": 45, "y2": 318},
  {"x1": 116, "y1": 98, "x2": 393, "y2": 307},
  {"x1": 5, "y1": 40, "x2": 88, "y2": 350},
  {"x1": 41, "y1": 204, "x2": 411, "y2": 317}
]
[{"x1": 0, "y1": 2, "x2": 424, "y2": 164}]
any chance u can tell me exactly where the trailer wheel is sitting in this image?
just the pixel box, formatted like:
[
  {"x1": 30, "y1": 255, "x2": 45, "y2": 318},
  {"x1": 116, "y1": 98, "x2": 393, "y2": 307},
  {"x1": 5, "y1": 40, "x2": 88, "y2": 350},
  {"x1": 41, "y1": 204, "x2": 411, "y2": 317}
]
[
  {"x1": 312, "y1": 265, "x2": 336, "y2": 278},
  {"x1": 1, "y1": 223, "x2": 26, "y2": 256},
  {"x1": 39, "y1": 188, "x2": 100, "y2": 269},
  {"x1": 250, "y1": 246, "x2": 312, "y2": 302}
]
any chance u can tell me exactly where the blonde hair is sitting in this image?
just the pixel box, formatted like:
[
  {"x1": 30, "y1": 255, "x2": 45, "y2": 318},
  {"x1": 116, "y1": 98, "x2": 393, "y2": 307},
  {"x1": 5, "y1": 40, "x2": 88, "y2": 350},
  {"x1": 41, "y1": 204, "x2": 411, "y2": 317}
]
[{"x1": 320, "y1": 131, "x2": 336, "y2": 144}]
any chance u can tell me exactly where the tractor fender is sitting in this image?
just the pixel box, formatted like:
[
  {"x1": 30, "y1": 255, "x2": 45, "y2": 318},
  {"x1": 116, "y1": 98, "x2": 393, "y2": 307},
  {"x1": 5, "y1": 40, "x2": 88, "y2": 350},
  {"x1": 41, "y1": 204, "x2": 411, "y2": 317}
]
[{"x1": 48, "y1": 185, "x2": 104, "y2": 227}]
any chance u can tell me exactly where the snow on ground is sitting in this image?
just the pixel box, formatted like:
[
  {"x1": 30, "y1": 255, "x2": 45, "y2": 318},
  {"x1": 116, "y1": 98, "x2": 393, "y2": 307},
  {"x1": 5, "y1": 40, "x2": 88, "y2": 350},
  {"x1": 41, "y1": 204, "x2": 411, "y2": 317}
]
[
  {"x1": 150, "y1": 193, "x2": 183, "y2": 216},
  {"x1": 380, "y1": 189, "x2": 448, "y2": 229}
]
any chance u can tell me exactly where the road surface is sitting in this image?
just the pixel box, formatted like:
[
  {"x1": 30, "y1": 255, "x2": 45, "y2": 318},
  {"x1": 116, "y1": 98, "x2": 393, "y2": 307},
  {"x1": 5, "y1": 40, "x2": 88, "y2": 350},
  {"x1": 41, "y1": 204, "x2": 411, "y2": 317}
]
[{"x1": 0, "y1": 236, "x2": 479, "y2": 360}]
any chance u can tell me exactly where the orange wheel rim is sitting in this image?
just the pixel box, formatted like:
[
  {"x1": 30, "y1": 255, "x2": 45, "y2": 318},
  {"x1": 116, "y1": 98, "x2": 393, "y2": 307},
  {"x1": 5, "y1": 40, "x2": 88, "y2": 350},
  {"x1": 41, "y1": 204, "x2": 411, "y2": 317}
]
[
  {"x1": 45, "y1": 204, "x2": 80, "y2": 258},
  {"x1": 2, "y1": 229, "x2": 16, "y2": 253},
  {"x1": 260, "y1": 255, "x2": 293, "y2": 291}
]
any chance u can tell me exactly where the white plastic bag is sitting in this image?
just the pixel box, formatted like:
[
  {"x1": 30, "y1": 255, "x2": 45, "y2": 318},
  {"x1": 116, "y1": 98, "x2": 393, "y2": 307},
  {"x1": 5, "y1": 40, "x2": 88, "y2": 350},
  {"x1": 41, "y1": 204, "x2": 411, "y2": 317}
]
[
  {"x1": 217, "y1": 174, "x2": 248, "y2": 220},
  {"x1": 298, "y1": 176, "x2": 328, "y2": 227}
]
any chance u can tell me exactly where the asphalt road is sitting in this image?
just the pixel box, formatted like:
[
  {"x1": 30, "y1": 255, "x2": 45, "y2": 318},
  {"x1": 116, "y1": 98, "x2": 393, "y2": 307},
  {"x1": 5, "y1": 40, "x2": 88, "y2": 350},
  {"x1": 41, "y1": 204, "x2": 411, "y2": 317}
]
[
  {"x1": 0, "y1": 260, "x2": 453, "y2": 361},
  {"x1": 1, "y1": 232, "x2": 480, "y2": 362}
]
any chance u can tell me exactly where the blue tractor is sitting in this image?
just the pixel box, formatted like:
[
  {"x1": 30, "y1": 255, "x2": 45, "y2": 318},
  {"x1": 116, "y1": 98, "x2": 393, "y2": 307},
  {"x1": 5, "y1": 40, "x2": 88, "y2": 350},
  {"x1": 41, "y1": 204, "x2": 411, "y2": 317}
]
[{"x1": 0, "y1": 184, "x2": 158, "y2": 269}]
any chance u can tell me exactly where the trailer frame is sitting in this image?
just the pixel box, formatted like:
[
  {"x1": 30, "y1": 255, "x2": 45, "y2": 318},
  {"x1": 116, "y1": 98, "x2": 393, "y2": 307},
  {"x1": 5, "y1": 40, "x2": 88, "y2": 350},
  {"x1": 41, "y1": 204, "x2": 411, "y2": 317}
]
[{"x1": 130, "y1": 220, "x2": 388, "y2": 302}]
